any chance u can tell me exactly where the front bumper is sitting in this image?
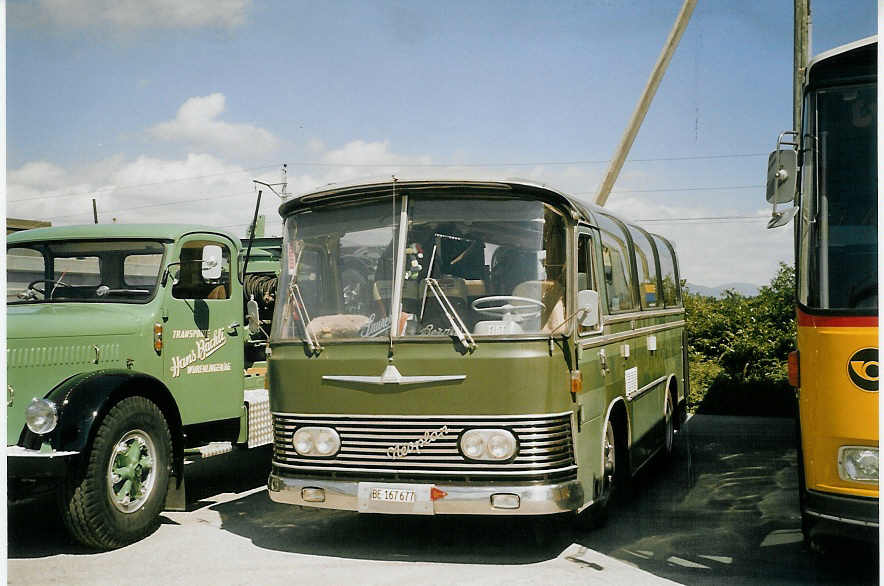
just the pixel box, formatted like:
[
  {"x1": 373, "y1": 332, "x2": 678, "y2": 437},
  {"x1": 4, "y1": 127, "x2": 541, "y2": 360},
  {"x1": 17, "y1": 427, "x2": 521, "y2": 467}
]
[
  {"x1": 7, "y1": 445, "x2": 79, "y2": 478},
  {"x1": 804, "y1": 489, "x2": 879, "y2": 541},
  {"x1": 268, "y1": 473, "x2": 584, "y2": 516}
]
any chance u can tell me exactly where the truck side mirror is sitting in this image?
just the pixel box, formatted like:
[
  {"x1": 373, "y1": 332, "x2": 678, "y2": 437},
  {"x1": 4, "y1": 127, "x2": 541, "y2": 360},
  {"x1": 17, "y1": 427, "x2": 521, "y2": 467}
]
[
  {"x1": 577, "y1": 289, "x2": 600, "y2": 329},
  {"x1": 766, "y1": 149, "x2": 797, "y2": 204},
  {"x1": 202, "y1": 245, "x2": 223, "y2": 281}
]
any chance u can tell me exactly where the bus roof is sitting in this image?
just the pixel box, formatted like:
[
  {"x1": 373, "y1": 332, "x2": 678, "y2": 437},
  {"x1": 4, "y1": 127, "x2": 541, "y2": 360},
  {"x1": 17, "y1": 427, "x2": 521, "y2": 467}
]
[
  {"x1": 807, "y1": 35, "x2": 877, "y2": 71},
  {"x1": 280, "y1": 177, "x2": 644, "y2": 234}
]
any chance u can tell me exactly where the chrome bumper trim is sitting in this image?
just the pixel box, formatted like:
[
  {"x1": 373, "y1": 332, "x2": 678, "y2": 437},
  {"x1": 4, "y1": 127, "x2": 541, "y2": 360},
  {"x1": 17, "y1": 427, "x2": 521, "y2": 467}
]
[
  {"x1": 805, "y1": 509, "x2": 880, "y2": 528},
  {"x1": 268, "y1": 474, "x2": 584, "y2": 516},
  {"x1": 7, "y1": 445, "x2": 79, "y2": 458}
]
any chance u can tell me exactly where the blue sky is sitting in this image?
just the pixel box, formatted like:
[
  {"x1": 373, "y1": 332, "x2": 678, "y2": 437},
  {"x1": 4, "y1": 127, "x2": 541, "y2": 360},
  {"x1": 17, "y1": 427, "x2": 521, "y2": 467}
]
[{"x1": 5, "y1": 0, "x2": 877, "y2": 286}]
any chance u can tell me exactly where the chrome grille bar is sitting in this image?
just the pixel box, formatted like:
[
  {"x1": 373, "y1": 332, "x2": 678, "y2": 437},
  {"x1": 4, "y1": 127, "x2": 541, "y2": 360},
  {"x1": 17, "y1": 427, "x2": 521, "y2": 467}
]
[{"x1": 272, "y1": 411, "x2": 577, "y2": 481}]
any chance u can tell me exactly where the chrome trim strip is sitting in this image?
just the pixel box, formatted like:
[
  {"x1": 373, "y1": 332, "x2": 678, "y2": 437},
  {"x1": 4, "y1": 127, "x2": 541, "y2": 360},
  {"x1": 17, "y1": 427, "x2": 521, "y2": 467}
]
[
  {"x1": 323, "y1": 365, "x2": 466, "y2": 386},
  {"x1": 267, "y1": 475, "x2": 585, "y2": 515},
  {"x1": 271, "y1": 410, "x2": 575, "y2": 420},
  {"x1": 271, "y1": 461, "x2": 578, "y2": 475},
  {"x1": 603, "y1": 307, "x2": 685, "y2": 325},
  {"x1": 805, "y1": 509, "x2": 880, "y2": 528},
  {"x1": 579, "y1": 320, "x2": 685, "y2": 350},
  {"x1": 6, "y1": 446, "x2": 79, "y2": 458},
  {"x1": 626, "y1": 375, "x2": 669, "y2": 402}
]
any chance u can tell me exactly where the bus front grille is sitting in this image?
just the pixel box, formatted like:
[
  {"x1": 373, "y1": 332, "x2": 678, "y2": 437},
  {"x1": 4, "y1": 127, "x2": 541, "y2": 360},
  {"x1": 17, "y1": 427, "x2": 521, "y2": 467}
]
[{"x1": 271, "y1": 412, "x2": 577, "y2": 482}]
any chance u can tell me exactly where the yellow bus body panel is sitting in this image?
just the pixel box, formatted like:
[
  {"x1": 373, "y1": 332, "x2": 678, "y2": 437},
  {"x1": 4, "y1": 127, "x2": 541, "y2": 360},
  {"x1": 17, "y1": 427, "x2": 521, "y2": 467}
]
[{"x1": 798, "y1": 323, "x2": 878, "y2": 499}]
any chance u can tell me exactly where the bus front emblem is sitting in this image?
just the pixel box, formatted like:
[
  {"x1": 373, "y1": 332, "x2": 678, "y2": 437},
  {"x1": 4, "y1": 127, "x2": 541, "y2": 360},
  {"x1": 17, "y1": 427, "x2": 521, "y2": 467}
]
[
  {"x1": 848, "y1": 347, "x2": 878, "y2": 392},
  {"x1": 387, "y1": 426, "x2": 449, "y2": 459}
]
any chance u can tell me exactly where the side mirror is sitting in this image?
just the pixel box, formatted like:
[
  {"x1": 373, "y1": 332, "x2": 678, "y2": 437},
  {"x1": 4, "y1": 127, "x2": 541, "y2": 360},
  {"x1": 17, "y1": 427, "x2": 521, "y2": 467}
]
[
  {"x1": 202, "y1": 245, "x2": 223, "y2": 281},
  {"x1": 246, "y1": 296, "x2": 261, "y2": 335},
  {"x1": 766, "y1": 149, "x2": 797, "y2": 204},
  {"x1": 577, "y1": 289, "x2": 600, "y2": 329}
]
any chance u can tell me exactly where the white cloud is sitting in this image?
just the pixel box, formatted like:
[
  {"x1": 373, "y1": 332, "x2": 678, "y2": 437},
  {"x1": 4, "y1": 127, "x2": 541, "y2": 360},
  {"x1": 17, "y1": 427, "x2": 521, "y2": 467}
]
[
  {"x1": 10, "y1": 0, "x2": 250, "y2": 31},
  {"x1": 149, "y1": 94, "x2": 279, "y2": 157},
  {"x1": 8, "y1": 140, "x2": 792, "y2": 287},
  {"x1": 7, "y1": 154, "x2": 264, "y2": 233}
]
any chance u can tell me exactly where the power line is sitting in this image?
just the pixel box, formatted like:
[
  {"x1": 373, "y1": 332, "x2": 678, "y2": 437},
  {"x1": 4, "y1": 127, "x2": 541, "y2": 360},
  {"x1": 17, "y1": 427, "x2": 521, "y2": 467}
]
[
  {"x1": 280, "y1": 152, "x2": 768, "y2": 169},
  {"x1": 7, "y1": 164, "x2": 281, "y2": 204},
  {"x1": 7, "y1": 152, "x2": 768, "y2": 204},
  {"x1": 48, "y1": 191, "x2": 256, "y2": 220}
]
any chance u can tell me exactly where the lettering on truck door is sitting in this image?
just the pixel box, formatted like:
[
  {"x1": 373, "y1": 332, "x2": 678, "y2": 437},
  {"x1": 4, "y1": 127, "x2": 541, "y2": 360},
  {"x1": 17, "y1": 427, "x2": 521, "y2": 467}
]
[{"x1": 163, "y1": 236, "x2": 244, "y2": 425}]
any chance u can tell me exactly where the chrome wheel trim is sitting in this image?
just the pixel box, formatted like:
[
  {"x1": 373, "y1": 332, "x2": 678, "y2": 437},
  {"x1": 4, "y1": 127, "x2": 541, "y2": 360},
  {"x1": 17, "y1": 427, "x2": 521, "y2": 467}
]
[
  {"x1": 664, "y1": 391, "x2": 674, "y2": 454},
  {"x1": 107, "y1": 429, "x2": 157, "y2": 514},
  {"x1": 602, "y1": 420, "x2": 616, "y2": 499}
]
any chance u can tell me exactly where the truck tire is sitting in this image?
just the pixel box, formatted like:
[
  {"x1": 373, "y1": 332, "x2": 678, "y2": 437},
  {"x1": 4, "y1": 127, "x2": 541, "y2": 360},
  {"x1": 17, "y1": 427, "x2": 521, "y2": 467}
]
[{"x1": 60, "y1": 396, "x2": 172, "y2": 549}]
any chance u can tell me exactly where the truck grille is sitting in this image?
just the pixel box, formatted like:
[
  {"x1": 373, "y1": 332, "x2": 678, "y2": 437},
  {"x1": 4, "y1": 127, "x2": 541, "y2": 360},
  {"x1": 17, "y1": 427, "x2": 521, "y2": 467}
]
[{"x1": 272, "y1": 412, "x2": 577, "y2": 482}]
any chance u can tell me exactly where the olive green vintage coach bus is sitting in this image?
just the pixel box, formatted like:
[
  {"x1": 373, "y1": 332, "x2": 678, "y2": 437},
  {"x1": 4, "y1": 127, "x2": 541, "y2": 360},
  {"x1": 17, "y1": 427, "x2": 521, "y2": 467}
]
[{"x1": 267, "y1": 179, "x2": 687, "y2": 525}]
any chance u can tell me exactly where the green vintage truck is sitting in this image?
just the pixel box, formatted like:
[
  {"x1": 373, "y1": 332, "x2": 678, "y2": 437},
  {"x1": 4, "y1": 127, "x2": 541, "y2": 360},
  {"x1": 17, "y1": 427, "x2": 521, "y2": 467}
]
[{"x1": 6, "y1": 224, "x2": 280, "y2": 549}]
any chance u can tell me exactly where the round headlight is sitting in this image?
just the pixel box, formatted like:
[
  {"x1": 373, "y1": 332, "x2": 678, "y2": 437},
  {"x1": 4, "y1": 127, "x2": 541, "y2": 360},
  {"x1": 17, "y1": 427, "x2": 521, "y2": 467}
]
[
  {"x1": 25, "y1": 398, "x2": 58, "y2": 435},
  {"x1": 292, "y1": 426, "x2": 340, "y2": 457},
  {"x1": 460, "y1": 429, "x2": 516, "y2": 461},
  {"x1": 487, "y1": 432, "x2": 517, "y2": 460}
]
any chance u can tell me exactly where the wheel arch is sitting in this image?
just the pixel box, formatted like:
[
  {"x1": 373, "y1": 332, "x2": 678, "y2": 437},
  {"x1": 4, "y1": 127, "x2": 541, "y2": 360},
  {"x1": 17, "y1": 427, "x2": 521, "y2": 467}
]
[
  {"x1": 34, "y1": 370, "x2": 184, "y2": 480},
  {"x1": 602, "y1": 397, "x2": 630, "y2": 464}
]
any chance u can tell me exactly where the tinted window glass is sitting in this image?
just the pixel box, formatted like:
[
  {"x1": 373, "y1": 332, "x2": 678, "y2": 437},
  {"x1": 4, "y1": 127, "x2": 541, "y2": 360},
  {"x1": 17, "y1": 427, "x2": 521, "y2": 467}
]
[
  {"x1": 172, "y1": 241, "x2": 231, "y2": 300},
  {"x1": 596, "y1": 214, "x2": 637, "y2": 312},
  {"x1": 628, "y1": 226, "x2": 659, "y2": 309},
  {"x1": 652, "y1": 234, "x2": 681, "y2": 307}
]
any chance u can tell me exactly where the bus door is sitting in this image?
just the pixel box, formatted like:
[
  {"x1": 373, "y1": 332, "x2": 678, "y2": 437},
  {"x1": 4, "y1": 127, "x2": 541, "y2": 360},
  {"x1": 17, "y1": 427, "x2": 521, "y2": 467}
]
[{"x1": 163, "y1": 236, "x2": 244, "y2": 425}]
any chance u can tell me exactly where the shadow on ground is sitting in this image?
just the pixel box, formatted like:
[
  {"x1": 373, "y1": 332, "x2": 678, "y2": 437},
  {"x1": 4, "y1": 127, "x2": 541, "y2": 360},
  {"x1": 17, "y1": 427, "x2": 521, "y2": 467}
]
[
  {"x1": 7, "y1": 445, "x2": 273, "y2": 558},
  {"x1": 209, "y1": 416, "x2": 878, "y2": 584}
]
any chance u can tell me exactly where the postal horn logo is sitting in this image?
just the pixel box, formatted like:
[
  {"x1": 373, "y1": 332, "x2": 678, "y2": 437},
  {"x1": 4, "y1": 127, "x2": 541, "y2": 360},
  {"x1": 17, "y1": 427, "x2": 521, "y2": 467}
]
[{"x1": 848, "y1": 347, "x2": 878, "y2": 392}]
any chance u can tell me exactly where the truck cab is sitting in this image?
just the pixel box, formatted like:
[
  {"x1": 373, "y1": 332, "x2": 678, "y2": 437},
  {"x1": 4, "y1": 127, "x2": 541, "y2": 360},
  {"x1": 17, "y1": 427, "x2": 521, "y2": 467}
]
[{"x1": 7, "y1": 224, "x2": 278, "y2": 549}]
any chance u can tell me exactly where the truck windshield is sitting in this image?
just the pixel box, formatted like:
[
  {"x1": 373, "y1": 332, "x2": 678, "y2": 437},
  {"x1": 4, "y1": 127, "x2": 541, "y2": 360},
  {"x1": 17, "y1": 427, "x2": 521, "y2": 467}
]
[
  {"x1": 798, "y1": 82, "x2": 877, "y2": 312},
  {"x1": 272, "y1": 196, "x2": 566, "y2": 342},
  {"x1": 7, "y1": 240, "x2": 165, "y2": 304}
]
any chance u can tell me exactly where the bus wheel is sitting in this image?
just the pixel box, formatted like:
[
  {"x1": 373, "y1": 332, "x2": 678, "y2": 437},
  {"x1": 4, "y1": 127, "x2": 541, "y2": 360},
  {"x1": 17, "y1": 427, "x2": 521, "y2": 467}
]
[
  {"x1": 60, "y1": 396, "x2": 172, "y2": 549},
  {"x1": 663, "y1": 390, "x2": 675, "y2": 459},
  {"x1": 575, "y1": 419, "x2": 618, "y2": 530}
]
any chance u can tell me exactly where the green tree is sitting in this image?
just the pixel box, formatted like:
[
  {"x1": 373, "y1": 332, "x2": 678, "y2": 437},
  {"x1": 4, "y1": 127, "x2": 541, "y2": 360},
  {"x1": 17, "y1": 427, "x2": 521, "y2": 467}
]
[{"x1": 684, "y1": 263, "x2": 796, "y2": 415}]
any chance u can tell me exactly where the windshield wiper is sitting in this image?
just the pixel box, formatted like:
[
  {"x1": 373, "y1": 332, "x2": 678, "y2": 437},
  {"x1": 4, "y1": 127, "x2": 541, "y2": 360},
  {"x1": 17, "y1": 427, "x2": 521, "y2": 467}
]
[
  {"x1": 421, "y1": 277, "x2": 476, "y2": 352},
  {"x1": 286, "y1": 279, "x2": 322, "y2": 355}
]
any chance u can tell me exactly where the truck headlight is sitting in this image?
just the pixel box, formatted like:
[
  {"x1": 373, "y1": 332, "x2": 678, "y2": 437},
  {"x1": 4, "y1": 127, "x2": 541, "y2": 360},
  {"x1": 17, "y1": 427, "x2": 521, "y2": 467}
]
[
  {"x1": 292, "y1": 427, "x2": 340, "y2": 457},
  {"x1": 459, "y1": 429, "x2": 517, "y2": 461},
  {"x1": 25, "y1": 398, "x2": 58, "y2": 435},
  {"x1": 838, "y1": 446, "x2": 878, "y2": 483}
]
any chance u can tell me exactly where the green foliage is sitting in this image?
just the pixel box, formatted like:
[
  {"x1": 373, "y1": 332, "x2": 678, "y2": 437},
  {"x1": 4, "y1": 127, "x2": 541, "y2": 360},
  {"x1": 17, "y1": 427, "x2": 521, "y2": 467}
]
[{"x1": 685, "y1": 263, "x2": 796, "y2": 415}]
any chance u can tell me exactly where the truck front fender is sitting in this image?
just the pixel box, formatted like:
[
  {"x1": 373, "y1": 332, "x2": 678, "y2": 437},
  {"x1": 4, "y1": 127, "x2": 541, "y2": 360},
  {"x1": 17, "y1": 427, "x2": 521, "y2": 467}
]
[{"x1": 20, "y1": 370, "x2": 183, "y2": 474}]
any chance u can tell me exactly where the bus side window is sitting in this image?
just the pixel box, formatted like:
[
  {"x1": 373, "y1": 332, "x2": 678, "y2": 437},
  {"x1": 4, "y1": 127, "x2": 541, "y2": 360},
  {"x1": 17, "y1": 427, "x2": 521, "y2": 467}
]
[
  {"x1": 596, "y1": 215, "x2": 638, "y2": 313},
  {"x1": 577, "y1": 233, "x2": 592, "y2": 292},
  {"x1": 652, "y1": 234, "x2": 681, "y2": 307},
  {"x1": 627, "y1": 225, "x2": 659, "y2": 309}
]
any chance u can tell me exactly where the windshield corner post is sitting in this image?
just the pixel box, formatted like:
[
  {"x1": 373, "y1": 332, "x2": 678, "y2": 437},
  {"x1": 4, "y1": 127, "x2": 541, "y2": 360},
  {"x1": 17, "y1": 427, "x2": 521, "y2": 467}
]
[{"x1": 389, "y1": 178, "x2": 409, "y2": 355}]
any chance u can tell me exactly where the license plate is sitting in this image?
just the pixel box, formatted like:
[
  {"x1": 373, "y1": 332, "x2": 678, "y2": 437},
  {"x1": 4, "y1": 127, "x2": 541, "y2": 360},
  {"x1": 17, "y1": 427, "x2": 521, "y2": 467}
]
[
  {"x1": 357, "y1": 482, "x2": 433, "y2": 515},
  {"x1": 370, "y1": 488, "x2": 415, "y2": 503}
]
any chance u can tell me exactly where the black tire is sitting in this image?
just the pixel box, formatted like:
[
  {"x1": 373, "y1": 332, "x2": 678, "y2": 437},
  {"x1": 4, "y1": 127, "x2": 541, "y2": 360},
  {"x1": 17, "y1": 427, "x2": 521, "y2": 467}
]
[
  {"x1": 663, "y1": 389, "x2": 675, "y2": 460},
  {"x1": 575, "y1": 418, "x2": 619, "y2": 530},
  {"x1": 59, "y1": 396, "x2": 172, "y2": 549}
]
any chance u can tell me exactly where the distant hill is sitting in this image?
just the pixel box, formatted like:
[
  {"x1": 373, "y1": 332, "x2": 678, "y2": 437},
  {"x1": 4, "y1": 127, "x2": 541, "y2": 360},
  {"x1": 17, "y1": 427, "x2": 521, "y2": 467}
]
[{"x1": 685, "y1": 282, "x2": 760, "y2": 298}]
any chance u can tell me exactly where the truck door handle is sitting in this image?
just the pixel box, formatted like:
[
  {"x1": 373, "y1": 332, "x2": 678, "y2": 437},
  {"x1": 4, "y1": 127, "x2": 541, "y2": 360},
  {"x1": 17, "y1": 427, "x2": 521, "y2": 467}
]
[{"x1": 227, "y1": 322, "x2": 240, "y2": 335}]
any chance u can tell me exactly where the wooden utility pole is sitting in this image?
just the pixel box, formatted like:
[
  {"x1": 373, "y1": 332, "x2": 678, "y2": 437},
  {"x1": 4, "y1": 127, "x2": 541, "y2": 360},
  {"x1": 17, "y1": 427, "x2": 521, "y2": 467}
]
[
  {"x1": 92, "y1": 198, "x2": 99, "y2": 224},
  {"x1": 793, "y1": 0, "x2": 811, "y2": 132},
  {"x1": 594, "y1": 0, "x2": 697, "y2": 207}
]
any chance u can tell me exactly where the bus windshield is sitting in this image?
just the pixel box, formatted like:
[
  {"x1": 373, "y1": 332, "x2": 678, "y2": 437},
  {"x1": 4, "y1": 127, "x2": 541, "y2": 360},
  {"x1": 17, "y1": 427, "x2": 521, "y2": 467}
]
[
  {"x1": 273, "y1": 196, "x2": 567, "y2": 341},
  {"x1": 799, "y1": 82, "x2": 877, "y2": 312}
]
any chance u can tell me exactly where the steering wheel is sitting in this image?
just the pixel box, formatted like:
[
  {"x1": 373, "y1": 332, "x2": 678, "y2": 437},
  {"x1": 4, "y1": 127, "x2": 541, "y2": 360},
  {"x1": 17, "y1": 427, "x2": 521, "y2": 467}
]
[
  {"x1": 27, "y1": 279, "x2": 70, "y2": 296},
  {"x1": 471, "y1": 296, "x2": 545, "y2": 320}
]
